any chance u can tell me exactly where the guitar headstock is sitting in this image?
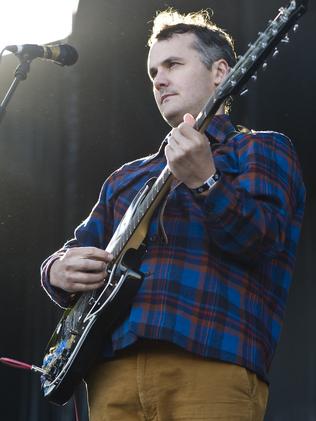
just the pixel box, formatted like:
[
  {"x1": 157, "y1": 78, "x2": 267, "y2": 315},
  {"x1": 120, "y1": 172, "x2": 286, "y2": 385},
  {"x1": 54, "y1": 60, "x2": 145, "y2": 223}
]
[{"x1": 196, "y1": 0, "x2": 309, "y2": 132}]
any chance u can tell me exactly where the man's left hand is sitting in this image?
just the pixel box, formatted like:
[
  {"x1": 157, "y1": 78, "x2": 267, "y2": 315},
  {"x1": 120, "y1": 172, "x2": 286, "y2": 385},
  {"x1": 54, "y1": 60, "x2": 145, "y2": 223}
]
[{"x1": 165, "y1": 113, "x2": 216, "y2": 189}]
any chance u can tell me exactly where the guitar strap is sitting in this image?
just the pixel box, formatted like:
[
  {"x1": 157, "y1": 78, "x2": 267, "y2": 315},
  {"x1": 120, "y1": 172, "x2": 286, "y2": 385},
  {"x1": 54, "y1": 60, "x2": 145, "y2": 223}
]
[{"x1": 73, "y1": 380, "x2": 90, "y2": 421}]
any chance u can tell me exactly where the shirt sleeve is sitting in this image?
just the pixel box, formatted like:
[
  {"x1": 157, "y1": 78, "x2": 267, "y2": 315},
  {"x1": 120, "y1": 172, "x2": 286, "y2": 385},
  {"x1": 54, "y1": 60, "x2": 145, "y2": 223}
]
[
  {"x1": 40, "y1": 249, "x2": 76, "y2": 309},
  {"x1": 40, "y1": 178, "x2": 115, "y2": 308},
  {"x1": 199, "y1": 131, "x2": 305, "y2": 261}
]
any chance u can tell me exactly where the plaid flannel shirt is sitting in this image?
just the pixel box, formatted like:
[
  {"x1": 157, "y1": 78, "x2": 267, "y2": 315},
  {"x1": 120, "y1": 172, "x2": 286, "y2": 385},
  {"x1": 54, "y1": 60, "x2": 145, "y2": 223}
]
[{"x1": 41, "y1": 114, "x2": 305, "y2": 381}]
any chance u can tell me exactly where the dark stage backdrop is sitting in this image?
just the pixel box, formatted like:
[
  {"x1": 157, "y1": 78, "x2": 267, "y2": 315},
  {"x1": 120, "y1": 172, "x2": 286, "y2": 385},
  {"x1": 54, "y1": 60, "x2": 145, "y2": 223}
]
[{"x1": 0, "y1": 1, "x2": 315, "y2": 420}]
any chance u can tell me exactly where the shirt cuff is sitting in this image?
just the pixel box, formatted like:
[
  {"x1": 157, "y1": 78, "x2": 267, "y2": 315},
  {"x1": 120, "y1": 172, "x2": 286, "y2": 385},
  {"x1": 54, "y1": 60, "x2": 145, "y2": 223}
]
[{"x1": 40, "y1": 252, "x2": 77, "y2": 309}]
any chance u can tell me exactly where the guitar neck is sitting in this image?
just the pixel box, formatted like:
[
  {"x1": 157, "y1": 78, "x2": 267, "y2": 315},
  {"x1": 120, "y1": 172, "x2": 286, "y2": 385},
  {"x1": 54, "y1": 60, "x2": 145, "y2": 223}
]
[
  {"x1": 107, "y1": 0, "x2": 309, "y2": 260},
  {"x1": 107, "y1": 165, "x2": 173, "y2": 259}
]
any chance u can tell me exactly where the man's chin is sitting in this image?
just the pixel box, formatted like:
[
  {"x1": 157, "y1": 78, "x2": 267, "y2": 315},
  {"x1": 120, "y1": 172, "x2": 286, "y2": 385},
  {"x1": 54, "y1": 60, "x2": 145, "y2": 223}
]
[{"x1": 161, "y1": 108, "x2": 184, "y2": 128}]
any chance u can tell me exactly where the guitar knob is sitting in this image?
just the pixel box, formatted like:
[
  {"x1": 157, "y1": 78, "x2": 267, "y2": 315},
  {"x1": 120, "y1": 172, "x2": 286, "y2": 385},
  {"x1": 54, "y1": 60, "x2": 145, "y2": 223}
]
[
  {"x1": 88, "y1": 297, "x2": 96, "y2": 306},
  {"x1": 49, "y1": 365, "x2": 59, "y2": 377},
  {"x1": 281, "y1": 34, "x2": 290, "y2": 43},
  {"x1": 273, "y1": 48, "x2": 279, "y2": 57}
]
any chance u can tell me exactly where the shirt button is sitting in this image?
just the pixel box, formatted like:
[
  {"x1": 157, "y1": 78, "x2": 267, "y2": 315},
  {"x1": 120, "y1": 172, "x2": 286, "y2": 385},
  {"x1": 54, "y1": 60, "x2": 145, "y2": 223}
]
[{"x1": 149, "y1": 234, "x2": 159, "y2": 243}]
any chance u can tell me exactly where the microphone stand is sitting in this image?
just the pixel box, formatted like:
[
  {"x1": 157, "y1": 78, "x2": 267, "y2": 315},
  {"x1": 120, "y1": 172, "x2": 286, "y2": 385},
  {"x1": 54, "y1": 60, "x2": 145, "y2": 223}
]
[{"x1": 0, "y1": 55, "x2": 32, "y2": 125}]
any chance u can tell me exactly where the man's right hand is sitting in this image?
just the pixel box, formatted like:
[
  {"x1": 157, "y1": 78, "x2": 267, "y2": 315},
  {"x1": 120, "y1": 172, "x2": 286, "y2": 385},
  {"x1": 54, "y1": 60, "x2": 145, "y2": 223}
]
[{"x1": 50, "y1": 247, "x2": 113, "y2": 293}]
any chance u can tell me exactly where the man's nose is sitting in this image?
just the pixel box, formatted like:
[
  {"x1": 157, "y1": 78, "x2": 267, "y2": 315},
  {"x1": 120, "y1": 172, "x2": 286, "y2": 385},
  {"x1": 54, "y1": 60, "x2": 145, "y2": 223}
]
[{"x1": 153, "y1": 69, "x2": 169, "y2": 90}]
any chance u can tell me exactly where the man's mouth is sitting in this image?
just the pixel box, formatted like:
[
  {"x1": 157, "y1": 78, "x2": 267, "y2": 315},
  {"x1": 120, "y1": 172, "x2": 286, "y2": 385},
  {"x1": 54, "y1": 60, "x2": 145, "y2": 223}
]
[{"x1": 160, "y1": 93, "x2": 177, "y2": 104}]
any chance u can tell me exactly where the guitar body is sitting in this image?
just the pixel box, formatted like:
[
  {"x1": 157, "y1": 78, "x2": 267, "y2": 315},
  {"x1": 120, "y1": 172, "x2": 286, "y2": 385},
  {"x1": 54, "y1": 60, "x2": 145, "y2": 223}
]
[
  {"x1": 42, "y1": 182, "x2": 152, "y2": 405},
  {"x1": 42, "y1": 255, "x2": 143, "y2": 405}
]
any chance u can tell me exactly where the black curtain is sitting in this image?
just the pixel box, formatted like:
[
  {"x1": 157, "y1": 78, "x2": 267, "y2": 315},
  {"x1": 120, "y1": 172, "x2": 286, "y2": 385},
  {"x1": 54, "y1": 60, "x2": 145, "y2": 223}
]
[{"x1": 0, "y1": 1, "x2": 315, "y2": 420}]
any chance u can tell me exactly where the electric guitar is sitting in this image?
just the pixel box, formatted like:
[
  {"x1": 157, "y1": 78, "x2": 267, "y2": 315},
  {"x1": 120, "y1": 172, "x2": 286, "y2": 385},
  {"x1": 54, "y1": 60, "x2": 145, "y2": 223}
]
[{"x1": 41, "y1": 0, "x2": 308, "y2": 405}]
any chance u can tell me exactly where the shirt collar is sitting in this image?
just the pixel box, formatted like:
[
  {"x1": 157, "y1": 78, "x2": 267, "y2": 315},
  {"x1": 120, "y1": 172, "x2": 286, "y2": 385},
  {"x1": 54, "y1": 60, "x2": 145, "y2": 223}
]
[
  {"x1": 144, "y1": 114, "x2": 236, "y2": 165},
  {"x1": 205, "y1": 114, "x2": 236, "y2": 143}
]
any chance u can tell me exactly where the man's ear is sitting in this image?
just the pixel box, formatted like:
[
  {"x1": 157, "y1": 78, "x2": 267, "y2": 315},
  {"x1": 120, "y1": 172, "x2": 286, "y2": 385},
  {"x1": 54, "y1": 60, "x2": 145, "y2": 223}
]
[{"x1": 212, "y1": 59, "x2": 230, "y2": 86}]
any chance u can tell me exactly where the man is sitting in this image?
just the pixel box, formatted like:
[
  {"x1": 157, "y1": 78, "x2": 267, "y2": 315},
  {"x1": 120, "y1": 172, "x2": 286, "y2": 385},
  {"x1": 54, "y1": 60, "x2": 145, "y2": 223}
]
[{"x1": 41, "y1": 9, "x2": 305, "y2": 421}]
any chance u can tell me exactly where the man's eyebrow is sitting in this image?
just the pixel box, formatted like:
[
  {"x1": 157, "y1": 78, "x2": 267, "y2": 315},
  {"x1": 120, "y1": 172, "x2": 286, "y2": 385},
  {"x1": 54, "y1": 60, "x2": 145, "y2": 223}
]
[{"x1": 149, "y1": 56, "x2": 184, "y2": 78}]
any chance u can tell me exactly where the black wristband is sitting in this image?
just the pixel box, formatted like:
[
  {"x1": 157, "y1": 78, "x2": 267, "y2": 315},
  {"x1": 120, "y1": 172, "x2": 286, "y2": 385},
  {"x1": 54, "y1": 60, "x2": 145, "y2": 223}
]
[{"x1": 191, "y1": 170, "x2": 220, "y2": 194}]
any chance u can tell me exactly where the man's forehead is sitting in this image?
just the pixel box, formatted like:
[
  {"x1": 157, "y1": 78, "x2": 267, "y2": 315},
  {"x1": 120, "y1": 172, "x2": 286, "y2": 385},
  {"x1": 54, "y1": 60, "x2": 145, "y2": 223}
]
[{"x1": 148, "y1": 33, "x2": 197, "y2": 67}]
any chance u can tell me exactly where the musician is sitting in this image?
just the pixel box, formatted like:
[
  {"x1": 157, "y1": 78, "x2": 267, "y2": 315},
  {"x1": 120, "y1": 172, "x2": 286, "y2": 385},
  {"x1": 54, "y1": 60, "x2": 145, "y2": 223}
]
[{"x1": 41, "y1": 9, "x2": 305, "y2": 421}]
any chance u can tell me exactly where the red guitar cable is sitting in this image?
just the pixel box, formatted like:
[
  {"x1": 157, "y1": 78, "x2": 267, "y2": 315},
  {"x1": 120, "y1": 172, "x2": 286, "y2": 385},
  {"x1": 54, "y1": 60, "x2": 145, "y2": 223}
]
[{"x1": 0, "y1": 357, "x2": 82, "y2": 421}]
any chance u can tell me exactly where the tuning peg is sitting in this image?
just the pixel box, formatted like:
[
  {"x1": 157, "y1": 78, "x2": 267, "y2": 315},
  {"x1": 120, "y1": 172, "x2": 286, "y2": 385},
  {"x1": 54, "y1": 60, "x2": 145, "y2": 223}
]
[
  {"x1": 281, "y1": 34, "x2": 290, "y2": 43},
  {"x1": 251, "y1": 74, "x2": 257, "y2": 82},
  {"x1": 262, "y1": 62, "x2": 268, "y2": 71},
  {"x1": 230, "y1": 80, "x2": 237, "y2": 87},
  {"x1": 273, "y1": 48, "x2": 279, "y2": 58},
  {"x1": 278, "y1": 6, "x2": 286, "y2": 15},
  {"x1": 293, "y1": 24, "x2": 299, "y2": 32},
  {"x1": 240, "y1": 88, "x2": 249, "y2": 97}
]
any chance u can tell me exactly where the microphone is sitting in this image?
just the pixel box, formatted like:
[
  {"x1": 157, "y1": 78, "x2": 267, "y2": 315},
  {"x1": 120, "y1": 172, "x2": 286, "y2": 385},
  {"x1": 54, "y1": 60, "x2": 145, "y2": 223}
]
[{"x1": 5, "y1": 43, "x2": 78, "y2": 66}]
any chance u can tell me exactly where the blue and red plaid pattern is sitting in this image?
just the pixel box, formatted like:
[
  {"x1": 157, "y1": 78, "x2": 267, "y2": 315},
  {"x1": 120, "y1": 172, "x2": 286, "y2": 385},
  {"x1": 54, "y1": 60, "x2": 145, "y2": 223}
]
[{"x1": 41, "y1": 115, "x2": 305, "y2": 381}]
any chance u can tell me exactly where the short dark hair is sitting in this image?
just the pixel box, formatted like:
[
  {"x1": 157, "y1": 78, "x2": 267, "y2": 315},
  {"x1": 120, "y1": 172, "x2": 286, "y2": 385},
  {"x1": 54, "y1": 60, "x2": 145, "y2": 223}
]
[{"x1": 148, "y1": 9, "x2": 237, "y2": 70}]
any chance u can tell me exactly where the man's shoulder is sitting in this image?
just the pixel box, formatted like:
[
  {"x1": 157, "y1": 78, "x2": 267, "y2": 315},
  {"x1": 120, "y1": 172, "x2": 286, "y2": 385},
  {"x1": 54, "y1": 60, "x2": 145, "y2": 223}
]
[
  {"x1": 103, "y1": 149, "x2": 164, "y2": 195},
  {"x1": 232, "y1": 128, "x2": 294, "y2": 150},
  {"x1": 114, "y1": 150, "x2": 162, "y2": 175}
]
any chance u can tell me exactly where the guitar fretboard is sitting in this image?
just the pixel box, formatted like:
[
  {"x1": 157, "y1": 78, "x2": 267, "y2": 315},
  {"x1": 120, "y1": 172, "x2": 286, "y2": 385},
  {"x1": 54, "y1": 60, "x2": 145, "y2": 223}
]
[{"x1": 107, "y1": 165, "x2": 173, "y2": 260}]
